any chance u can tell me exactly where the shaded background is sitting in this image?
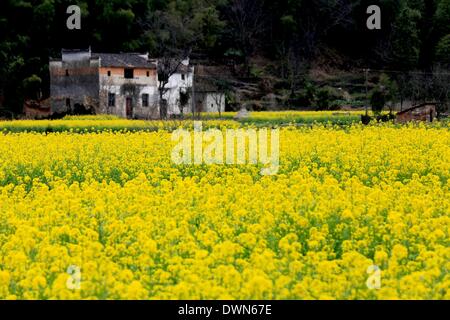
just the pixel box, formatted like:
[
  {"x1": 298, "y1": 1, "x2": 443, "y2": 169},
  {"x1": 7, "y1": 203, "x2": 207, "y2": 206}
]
[{"x1": 0, "y1": 0, "x2": 449, "y2": 114}]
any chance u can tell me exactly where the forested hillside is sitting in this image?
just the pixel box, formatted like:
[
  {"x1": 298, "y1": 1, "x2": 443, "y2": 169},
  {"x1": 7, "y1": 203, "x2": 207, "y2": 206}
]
[{"x1": 1, "y1": 0, "x2": 449, "y2": 113}]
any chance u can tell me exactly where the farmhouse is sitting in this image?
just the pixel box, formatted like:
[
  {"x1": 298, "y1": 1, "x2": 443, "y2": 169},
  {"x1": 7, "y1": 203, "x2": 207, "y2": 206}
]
[
  {"x1": 161, "y1": 59, "x2": 195, "y2": 117},
  {"x1": 97, "y1": 52, "x2": 159, "y2": 119},
  {"x1": 193, "y1": 65, "x2": 226, "y2": 113},
  {"x1": 49, "y1": 48, "x2": 195, "y2": 119},
  {"x1": 396, "y1": 103, "x2": 438, "y2": 123}
]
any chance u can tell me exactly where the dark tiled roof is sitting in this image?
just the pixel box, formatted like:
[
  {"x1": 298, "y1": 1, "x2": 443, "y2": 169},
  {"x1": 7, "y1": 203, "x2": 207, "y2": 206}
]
[
  {"x1": 158, "y1": 60, "x2": 193, "y2": 74},
  {"x1": 93, "y1": 53, "x2": 156, "y2": 69},
  {"x1": 194, "y1": 65, "x2": 231, "y2": 92},
  {"x1": 176, "y1": 64, "x2": 193, "y2": 74},
  {"x1": 62, "y1": 48, "x2": 91, "y2": 53}
]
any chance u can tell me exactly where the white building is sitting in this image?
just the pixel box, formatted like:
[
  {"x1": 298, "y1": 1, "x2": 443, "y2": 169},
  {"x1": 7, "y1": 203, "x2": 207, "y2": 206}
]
[
  {"x1": 97, "y1": 52, "x2": 160, "y2": 119},
  {"x1": 193, "y1": 65, "x2": 227, "y2": 113},
  {"x1": 160, "y1": 58, "x2": 194, "y2": 116}
]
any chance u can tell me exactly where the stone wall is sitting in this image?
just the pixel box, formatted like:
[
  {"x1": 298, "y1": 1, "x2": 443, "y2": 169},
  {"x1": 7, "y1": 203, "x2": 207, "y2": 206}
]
[
  {"x1": 50, "y1": 58, "x2": 100, "y2": 114},
  {"x1": 396, "y1": 104, "x2": 437, "y2": 123}
]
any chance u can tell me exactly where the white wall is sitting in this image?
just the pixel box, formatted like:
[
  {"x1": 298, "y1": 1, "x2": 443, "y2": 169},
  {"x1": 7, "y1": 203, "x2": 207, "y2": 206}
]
[
  {"x1": 62, "y1": 51, "x2": 92, "y2": 63},
  {"x1": 96, "y1": 62, "x2": 225, "y2": 117},
  {"x1": 161, "y1": 68, "x2": 194, "y2": 116},
  {"x1": 99, "y1": 73, "x2": 159, "y2": 118},
  {"x1": 205, "y1": 93, "x2": 225, "y2": 113}
]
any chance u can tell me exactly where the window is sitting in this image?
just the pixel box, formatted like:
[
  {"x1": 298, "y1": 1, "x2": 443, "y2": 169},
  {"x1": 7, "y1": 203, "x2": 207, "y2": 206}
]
[
  {"x1": 107, "y1": 70, "x2": 111, "y2": 77},
  {"x1": 108, "y1": 93, "x2": 115, "y2": 107},
  {"x1": 65, "y1": 69, "x2": 69, "y2": 76},
  {"x1": 142, "y1": 94, "x2": 149, "y2": 107},
  {"x1": 181, "y1": 74, "x2": 185, "y2": 81},
  {"x1": 124, "y1": 68, "x2": 134, "y2": 79},
  {"x1": 66, "y1": 98, "x2": 71, "y2": 107},
  {"x1": 146, "y1": 71, "x2": 150, "y2": 77}
]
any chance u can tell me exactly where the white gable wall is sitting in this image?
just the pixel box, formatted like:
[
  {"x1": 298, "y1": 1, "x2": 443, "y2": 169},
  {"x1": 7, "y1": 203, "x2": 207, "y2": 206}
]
[
  {"x1": 204, "y1": 93, "x2": 225, "y2": 113},
  {"x1": 161, "y1": 68, "x2": 194, "y2": 115}
]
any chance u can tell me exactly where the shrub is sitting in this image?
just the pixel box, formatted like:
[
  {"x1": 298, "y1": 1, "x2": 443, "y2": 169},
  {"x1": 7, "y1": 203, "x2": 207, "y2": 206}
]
[
  {"x1": 316, "y1": 88, "x2": 331, "y2": 110},
  {"x1": 289, "y1": 82, "x2": 317, "y2": 108},
  {"x1": 361, "y1": 114, "x2": 372, "y2": 125},
  {"x1": 22, "y1": 75, "x2": 42, "y2": 100},
  {"x1": 370, "y1": 89, "x2": 386, "y2": 115}
]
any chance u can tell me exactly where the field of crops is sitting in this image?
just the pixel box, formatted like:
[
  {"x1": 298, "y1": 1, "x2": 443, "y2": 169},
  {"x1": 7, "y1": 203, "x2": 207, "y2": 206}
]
[
  {"x1": 0, "y1": 111, "x2": 370, "y2": 133},
  {"x1": 193, "y1": 111, "x2": 366, "y2": 125},
  {"x1": 0, "y1": 117, "x2": 449, "y2": 300},
  {"x1": 0, "y1": 118, "x2": 239, "y2": 133}
]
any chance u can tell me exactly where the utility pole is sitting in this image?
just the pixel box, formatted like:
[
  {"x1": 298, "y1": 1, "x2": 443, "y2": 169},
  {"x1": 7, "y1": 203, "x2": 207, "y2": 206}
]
[
  {"x1": 364, "y1": 68, "x2": 369, "y2": 116},
  {"x1": 191, "y1": 65, "x2": 196, "y2": 119}
]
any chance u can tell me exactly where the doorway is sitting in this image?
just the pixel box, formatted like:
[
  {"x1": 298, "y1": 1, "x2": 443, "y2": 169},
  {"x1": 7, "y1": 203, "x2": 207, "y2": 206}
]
[{"x1": 126, "y1": 97, "x2": 133, "y2": 118}]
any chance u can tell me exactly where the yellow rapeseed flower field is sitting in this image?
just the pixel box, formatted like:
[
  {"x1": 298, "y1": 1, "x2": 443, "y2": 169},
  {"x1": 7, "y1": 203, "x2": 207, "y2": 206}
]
[{"x1": 0, "y1": 122, "x2": 448, "y2": 299}]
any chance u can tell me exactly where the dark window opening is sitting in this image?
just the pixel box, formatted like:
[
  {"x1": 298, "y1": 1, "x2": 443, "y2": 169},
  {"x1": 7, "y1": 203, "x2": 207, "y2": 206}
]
[
  {"x1": 142, "y1": 94, "x2": 149, "y2": 107},
  {"x1": 66, "y1": 98, "x2": 71, "y2": 107},
  {"x1": 124, "y1": 68, "x2": 134, "y2": 79},
  {"x1": 158, "y1": 72, "x2": 168, "y2": 82},
  {"x1": 65, "y1": 69, "x2": 69, "y2": 76},
  {"x1": 181, "y1": 74, "x2": 185, "y2": 81},
  {"x1": 107, "y1": 70, "x2": 111, "y2": 77},
  {"x1": 146, "y1": 71, "x2": 150, "y2": 77},
  {"x1": 108, "y1": 93, "x2": 115, "y2": 107}
]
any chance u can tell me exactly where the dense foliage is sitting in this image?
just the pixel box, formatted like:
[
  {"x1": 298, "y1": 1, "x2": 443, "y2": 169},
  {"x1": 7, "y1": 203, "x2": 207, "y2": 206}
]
[{"x1": 0, "y1": 0, "x2": 449, "y2": 112}]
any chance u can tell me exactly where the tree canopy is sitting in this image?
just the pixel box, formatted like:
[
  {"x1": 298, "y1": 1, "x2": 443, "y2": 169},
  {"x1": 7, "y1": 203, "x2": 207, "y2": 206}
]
[{"x1": 0, "y1": 0, "x2": 449, "y2": 113}]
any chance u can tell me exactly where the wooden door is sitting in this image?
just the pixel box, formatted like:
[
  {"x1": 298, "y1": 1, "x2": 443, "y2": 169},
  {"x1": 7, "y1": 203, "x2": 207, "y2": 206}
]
[{"x1": 126, "y1": 97, "x2": 132, "y2": 118}]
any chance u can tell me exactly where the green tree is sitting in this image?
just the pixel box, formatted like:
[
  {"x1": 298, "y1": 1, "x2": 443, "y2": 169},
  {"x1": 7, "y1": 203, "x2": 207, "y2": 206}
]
[
  {"x1": 316, "y1": 89, "x2": 330, "y2": 111},
  {"x1": 379, "y1": 73, "x2": 399, "y2": 113},
  {"x1": 370, "y1": 89, "x2": 386, "y2": 115},
  {"x1": 391, "y1": 4, "x2": 422, "y2": 69},
  {"x1": 435, "y1": 0, "x2": 450, "y2": 35},
  {"x1": 436, "y1": 34, "x2": 450, "y2": 64},
  {"x1": 23, "y1": 74, "x2": 42, "y2": 100}
]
